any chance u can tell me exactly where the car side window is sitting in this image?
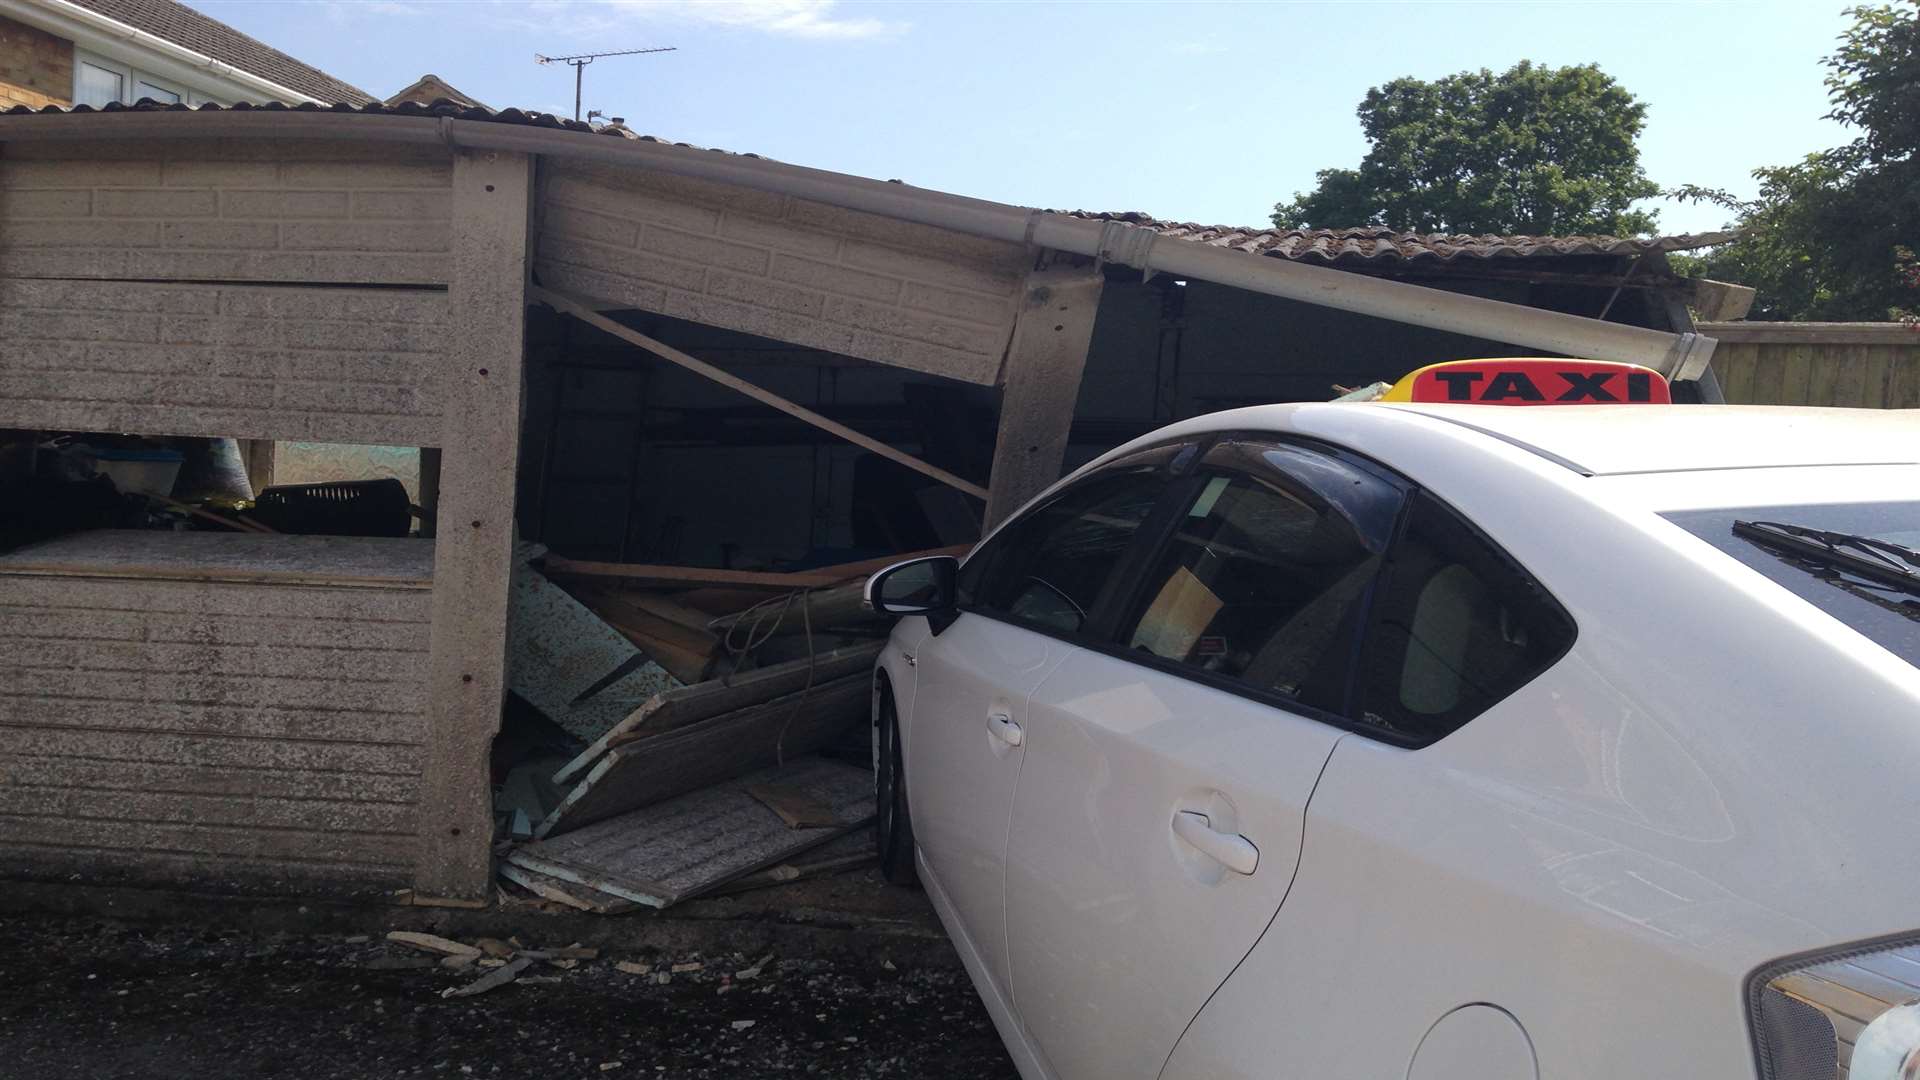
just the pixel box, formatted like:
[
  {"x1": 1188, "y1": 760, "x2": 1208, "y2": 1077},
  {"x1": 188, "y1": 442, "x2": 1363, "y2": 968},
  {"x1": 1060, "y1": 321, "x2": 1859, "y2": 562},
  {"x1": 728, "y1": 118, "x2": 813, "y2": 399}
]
[
  {"x1": 1113, "y1": 441, "x2": 1405, "y2": 713},
  {"x1": 1354, "y1": 490, "x2": 1575, "y2": 745},
  {"x1": 959, "y1": 464, "x2": 1170, "y2": 636}
]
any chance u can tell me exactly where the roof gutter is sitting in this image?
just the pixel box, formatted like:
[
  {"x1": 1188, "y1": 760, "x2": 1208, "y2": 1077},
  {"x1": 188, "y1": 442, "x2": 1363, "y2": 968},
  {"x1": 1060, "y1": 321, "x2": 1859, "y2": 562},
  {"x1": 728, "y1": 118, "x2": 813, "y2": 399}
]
[
  {"x1": 0, "y1": 110, "x2": 1715, "y2": 378},
  {"x1": 0, "y1": 0, "x2": 320, "y2": 104}
]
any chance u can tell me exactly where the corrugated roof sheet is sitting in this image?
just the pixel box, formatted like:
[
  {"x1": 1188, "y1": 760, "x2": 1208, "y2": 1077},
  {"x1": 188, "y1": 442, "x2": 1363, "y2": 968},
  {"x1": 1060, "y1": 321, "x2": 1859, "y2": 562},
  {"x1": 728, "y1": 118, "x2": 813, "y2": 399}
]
[
  {"x1": 67, "y1": 0, "x2": 376, "y2": 105},
  {"x1": 0, "y1": 98, "x2": 1732, "y2": 264},
  {"x1": 1066, "y1": 212, "x2": 1734, "y2": 264}
]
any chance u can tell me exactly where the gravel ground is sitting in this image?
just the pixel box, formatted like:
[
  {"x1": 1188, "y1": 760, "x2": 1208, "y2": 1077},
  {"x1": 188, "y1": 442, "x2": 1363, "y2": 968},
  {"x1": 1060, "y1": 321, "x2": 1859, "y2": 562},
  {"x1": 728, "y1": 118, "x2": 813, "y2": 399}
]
[{"x1": 0, "y1": 915, "x2": 1019, "y2": 1079}]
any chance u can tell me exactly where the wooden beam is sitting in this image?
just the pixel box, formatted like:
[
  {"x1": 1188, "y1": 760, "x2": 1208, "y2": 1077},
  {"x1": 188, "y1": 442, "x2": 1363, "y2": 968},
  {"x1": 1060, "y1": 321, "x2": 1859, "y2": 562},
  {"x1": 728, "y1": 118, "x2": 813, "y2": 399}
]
[
  {"x1": 551, "y1": 640, "x2": 884, "y2": 784},
  {"x1": 567, "y1": 586, "x2": 720, "y2": 655},
  {"x1": 416, "y1": 148, "x2": 533, "y2": 904},
  {"x1": 705, "y1": 581, "x2": 876, "y2": 636},
  {"x1": 540, "y1": 557, "x2": 843, "y2": 590},
  {"x1": 984, "y1": 263, "x2": 1106, "y2": 528},
  {"x1": 531, "y1": 285, "x2": 990, "y2": 501}
]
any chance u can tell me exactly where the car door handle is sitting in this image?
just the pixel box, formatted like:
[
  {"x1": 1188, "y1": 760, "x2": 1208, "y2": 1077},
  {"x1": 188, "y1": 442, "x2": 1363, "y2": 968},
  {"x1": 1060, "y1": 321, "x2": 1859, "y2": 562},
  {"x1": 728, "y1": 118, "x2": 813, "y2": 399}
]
[
  {"x1": 986, "y1": 711, "x2": 1024, "y2": 747},
  {"x1": 1172, "y1": 810, "x2": 1259, "y2": 875}
]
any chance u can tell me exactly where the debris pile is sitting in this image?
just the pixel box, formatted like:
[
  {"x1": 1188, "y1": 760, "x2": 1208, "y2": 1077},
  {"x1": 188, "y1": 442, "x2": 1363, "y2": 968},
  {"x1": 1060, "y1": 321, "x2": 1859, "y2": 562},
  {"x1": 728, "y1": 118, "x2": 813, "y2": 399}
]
[
  {"x1": 376, "y1": 930, "x2": 778, "y2": 1000},
  {"x1": 492, "y1": 544, "x2": 966, "y2": 911}
]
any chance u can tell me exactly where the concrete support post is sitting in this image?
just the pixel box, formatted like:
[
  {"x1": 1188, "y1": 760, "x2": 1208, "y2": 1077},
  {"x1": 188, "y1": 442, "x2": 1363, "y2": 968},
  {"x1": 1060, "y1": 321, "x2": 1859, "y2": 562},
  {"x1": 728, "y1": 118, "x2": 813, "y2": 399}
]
[
  {"x1": 415, "y1": 148, "x2": 533, "y2": 904},
  {"x1": 983, "y1": 263, "x2": 1106, "y2": 528},
  {"x1": 238, "y1": 439, "x2": 275, "y2": 499}
]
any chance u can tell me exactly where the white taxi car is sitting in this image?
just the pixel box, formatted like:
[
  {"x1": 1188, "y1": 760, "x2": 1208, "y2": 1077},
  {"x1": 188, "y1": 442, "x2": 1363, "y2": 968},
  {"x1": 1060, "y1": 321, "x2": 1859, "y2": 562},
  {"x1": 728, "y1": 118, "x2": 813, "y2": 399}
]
[{"x1": 865, "y1": 360, "x2": 1920, "y2": 1080}]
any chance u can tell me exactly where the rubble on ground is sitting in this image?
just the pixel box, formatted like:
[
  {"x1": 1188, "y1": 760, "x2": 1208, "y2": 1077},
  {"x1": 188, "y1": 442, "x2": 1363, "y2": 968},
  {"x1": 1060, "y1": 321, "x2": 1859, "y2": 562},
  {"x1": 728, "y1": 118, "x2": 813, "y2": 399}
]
[{"x1": 489, "y1": 544, "x2": 965, "y2": 913}]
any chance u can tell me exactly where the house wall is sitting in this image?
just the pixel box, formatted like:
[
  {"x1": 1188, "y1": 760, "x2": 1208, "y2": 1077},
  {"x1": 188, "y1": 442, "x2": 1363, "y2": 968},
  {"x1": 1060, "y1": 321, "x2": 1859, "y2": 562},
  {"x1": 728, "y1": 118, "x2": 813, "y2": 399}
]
[
  {"x1": 0, "y1": 14, "x2": 71, "y2": 110},
  {"x1": 0, "y1": 540, "x2": 430, "y2": 897},
  {"x1": 535, "y1": 159, "x2": 1028, "y2": 387}
]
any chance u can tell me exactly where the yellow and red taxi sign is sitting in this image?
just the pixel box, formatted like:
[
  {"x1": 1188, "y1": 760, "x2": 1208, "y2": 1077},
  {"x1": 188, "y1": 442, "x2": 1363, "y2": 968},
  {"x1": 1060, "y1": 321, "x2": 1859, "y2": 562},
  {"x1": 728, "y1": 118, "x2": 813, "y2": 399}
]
[{"x1": 1383, "y1": 358, "x2": 1671, "y2": 406}]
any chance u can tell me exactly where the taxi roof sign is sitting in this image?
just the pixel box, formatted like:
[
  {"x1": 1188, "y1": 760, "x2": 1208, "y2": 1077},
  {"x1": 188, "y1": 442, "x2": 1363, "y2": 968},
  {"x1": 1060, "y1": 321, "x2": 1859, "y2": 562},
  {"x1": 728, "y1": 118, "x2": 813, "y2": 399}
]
[{"x1": 1383, "y1": 358, "x2": 1671, "y2": 406}]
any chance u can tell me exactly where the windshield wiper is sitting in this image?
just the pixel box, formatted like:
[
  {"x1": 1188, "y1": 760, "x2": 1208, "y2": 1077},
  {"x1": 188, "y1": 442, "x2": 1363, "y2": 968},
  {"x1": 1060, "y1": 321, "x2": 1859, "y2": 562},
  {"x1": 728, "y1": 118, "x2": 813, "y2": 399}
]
[{"x1": 1733, "y1": 519, "x2": 1920, "y2": 596}]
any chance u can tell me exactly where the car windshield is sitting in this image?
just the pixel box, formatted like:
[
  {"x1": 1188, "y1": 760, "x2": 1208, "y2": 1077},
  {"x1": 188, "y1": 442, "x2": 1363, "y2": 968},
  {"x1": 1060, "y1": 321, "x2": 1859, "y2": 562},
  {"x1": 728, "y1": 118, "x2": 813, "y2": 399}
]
[{"x1": 1664, "y1": 501, "x2": 1920, "y2": 669}]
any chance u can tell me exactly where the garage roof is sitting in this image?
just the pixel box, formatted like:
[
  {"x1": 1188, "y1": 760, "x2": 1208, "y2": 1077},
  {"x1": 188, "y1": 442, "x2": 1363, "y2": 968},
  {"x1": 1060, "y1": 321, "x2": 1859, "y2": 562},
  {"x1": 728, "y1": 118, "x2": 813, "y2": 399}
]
[
  {"x1": 0, "y1": 97, "x2": 1728, "y2": 268},
  {"x1": 1065, "y1": 211, "x2": 1733, "y2": 265}
]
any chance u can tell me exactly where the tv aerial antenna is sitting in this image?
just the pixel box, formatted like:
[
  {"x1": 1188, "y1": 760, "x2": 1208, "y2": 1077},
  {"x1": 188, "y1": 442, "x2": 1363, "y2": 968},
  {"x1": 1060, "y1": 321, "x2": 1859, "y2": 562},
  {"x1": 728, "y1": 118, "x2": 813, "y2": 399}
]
[{"x1": 535, "y1": 46, "x2": 677, "y2": 122}]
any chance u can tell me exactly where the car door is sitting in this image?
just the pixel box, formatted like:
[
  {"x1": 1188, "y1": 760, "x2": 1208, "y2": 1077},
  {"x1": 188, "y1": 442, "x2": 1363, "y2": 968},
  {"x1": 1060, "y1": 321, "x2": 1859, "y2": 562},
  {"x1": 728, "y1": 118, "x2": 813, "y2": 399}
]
[
  {"x1": 1002, "y1": 438, "x2": 1409, "y2": 1080},
  {"x1": 906, "y1": 446, "x2": 1186, "y2": 1010}
]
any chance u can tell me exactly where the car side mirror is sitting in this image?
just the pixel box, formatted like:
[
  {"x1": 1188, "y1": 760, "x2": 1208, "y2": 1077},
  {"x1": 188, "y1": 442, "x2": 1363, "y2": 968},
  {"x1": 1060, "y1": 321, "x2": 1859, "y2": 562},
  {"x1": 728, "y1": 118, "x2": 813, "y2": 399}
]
[{"x1": 866, "y1": 556, "x2": 960, "y2": 619}]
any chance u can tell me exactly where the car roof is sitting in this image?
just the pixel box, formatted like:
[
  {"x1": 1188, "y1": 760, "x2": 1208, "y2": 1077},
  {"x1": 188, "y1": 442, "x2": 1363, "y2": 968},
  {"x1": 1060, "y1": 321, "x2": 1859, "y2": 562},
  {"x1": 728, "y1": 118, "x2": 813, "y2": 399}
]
[{"x1": 1370, "y1": 403, "x2": 1920, "y2": 476}]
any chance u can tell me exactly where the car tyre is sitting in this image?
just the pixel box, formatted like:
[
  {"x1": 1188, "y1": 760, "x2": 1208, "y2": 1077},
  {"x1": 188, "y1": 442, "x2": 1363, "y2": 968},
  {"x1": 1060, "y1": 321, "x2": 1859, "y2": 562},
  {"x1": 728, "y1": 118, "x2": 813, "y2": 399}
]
[{"x1": 875, "y1": 679, "x2": 918, "y2": 887}]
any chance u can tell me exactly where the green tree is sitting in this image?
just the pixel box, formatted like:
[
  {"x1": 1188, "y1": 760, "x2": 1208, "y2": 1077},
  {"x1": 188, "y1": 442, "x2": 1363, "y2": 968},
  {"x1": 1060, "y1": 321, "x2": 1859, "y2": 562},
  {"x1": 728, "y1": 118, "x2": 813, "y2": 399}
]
[
  {"x1": 1273, "y1": 61, "x2": 1661, "y2": 236},
  {"x1": 1677, "y1": 3, "x2": 1920, "y2": 322}
]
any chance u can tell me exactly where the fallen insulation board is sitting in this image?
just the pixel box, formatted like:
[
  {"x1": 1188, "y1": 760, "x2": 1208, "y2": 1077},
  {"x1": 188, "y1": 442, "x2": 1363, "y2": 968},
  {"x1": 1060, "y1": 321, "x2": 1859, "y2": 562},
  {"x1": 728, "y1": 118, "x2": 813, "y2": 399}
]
[
  {"x1": 533, "y1": 673, "x2": 869, "y2": 838},
  {"x1": 505, "y1": 756, "x2": 872, "y2": 908}
]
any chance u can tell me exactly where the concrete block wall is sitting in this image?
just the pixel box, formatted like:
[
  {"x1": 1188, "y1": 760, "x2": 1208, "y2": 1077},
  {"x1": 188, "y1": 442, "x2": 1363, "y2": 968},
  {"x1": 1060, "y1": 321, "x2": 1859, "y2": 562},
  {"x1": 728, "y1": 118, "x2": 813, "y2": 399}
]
[
  {"x1": 0, "y1": 15, "x2": 71, "y2": 110},
  {"x1": 536, "y1": 160, "x2": 1029, "y2": 386},
  {"x1": 0, "y1": 543, "x2": 430, "y2": 897},
  {"x1": 0, "y1": 278, "x2": 450, "y2": 445},
  {"x1": 0, "y1": 139, "x2": 452, "y2": 283}
]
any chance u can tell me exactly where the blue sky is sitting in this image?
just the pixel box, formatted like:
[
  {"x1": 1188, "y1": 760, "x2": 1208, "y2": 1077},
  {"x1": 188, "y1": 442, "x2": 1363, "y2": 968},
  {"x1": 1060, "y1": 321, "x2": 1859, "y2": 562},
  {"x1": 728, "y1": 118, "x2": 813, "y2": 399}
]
[{"x1": 199, "y1": 0, "x2": 1855, "y2": 237}]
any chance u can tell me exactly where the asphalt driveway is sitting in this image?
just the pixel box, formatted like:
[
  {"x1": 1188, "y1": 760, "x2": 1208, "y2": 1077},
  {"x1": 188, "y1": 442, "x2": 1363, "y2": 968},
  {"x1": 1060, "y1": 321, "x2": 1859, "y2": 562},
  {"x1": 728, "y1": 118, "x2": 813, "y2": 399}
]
[{"x1": 0, "y1": 913, "x2": 1019, "y2": 1079}]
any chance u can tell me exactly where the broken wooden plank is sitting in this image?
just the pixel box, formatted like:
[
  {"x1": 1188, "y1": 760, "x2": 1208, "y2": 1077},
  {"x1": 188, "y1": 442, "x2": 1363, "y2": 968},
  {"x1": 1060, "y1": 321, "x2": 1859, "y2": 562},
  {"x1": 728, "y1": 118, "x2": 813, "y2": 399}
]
[
  {"x1": 670, "y1": 586, "x2": 793, "y2": 615},
  {"x1": 497, "y1": 861, "x2": 639, "y2": 915},
  {"x1": 601, "y1": 620, "x2": 716, "y2": 686},
  {"x1": 539, "y1": 558, "x2": 844, "y2": 590},
  {"x1": 667, "y1": 545, "x2": 965, "y2": 614},
  {"x1": 386, "y1": 931, "x2": 481, "y2": 958},
  {"x1": 568, "y1": 586, "x2": 721, "y2": 659},
  {"x1": 507, "y1": 757, "x2": 873, "y2": 908},
  {"x1": 781, "y1": 545, "x2": 974, "y2": 586},
  {"x1": 612, "y1": 591, "x2": 723, "y2": 637},
  {"x1": 550, "y1": 641, "x2": 882, "y2": 786},
  {"x1": 441, "y1": 956, "x2": 533, "y2": 998},
  {"x1": 534, "y1": 286, "x2": 991, "y2": 501},
  {"x1": 535, "y1": 673, "x2": 872, "y2": 838}
]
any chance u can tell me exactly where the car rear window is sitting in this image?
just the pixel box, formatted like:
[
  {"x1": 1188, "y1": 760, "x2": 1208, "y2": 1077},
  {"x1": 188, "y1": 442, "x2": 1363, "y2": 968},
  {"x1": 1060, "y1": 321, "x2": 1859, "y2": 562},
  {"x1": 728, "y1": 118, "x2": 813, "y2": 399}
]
[{"x1": 1663, "y1": 502, "x2": 1920, "y2": 669}]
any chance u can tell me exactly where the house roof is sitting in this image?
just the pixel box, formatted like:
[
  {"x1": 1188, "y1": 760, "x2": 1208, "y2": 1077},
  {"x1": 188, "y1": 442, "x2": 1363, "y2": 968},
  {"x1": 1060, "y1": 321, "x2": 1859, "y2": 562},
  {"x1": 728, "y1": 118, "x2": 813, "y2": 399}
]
[
  {"x1": 0, "y1": 97, "x2": 1731, "y2": 269},
  {"x1": 385, "y1": 74, "x2": 487, "y2": 110},
  {"x1": 67, "y1": 0, "x2": 376, "y2": 105}
]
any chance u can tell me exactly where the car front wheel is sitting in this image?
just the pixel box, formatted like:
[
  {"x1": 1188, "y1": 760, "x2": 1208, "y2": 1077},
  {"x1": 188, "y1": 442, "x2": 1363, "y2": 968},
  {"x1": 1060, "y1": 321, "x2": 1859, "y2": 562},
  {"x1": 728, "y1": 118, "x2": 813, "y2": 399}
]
[{"x1": 875, "y1": 679, "x2": 918, "y2": 887}]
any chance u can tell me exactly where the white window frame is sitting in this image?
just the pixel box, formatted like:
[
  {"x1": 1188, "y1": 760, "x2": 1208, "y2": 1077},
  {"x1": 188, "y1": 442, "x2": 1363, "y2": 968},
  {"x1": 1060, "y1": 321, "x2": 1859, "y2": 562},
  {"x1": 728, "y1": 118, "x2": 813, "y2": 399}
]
[{"x1": 72, "y1": 48, "x2": 217, "y2": 107}]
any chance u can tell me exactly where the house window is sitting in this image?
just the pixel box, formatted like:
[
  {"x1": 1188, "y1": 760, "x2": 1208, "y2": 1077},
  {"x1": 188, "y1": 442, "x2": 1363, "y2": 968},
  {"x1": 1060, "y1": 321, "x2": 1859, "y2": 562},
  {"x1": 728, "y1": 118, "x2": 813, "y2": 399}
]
[
  {"x1": 73, "y1": 51, "x2": 188, "y2": 108},
  {"x1": 75, "y1": 61, "x2": 123, "y2": 108}
]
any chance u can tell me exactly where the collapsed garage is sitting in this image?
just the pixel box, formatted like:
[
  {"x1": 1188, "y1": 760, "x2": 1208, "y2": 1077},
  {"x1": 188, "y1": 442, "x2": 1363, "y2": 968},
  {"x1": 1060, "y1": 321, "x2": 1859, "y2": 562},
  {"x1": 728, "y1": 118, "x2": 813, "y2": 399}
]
[{"x1": 0, "y1": 99, "x2": 1740, "y2": 908}]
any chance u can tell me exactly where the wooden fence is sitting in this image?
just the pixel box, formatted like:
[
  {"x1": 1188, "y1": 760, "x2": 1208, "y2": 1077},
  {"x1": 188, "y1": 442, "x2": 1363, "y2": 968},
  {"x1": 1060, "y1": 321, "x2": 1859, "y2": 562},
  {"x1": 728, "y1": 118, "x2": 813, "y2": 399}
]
[{"x1": 1700, "y1": 322, "x2": 1920, "y2": 409}]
